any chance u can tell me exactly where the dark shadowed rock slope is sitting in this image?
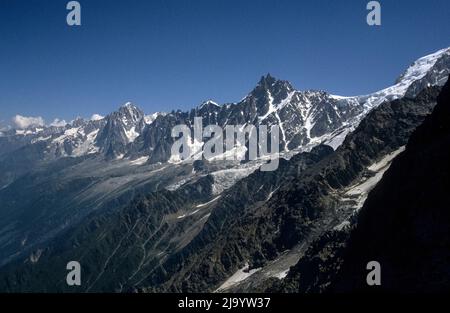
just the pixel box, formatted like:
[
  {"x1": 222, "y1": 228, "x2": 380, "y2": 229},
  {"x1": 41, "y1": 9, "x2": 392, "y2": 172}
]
[
  {"x1": 333, "y1": 75, "x2": 450, "y2": 293},
  {"x1": 274, "y1": 76, "x2": 450, "y2": 293}
]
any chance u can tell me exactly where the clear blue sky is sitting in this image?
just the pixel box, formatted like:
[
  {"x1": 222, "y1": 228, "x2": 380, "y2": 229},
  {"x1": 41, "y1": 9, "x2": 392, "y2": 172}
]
[{"x1": 0, "y1": 0, "x2": 449, "y2": 125}]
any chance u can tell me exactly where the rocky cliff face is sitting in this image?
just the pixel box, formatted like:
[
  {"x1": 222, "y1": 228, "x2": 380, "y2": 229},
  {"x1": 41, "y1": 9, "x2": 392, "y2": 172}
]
[
  {"x1": 95, "y1": 103, "x2": 146, "y2": 159},
  {"x1": 273, "y1": 76, "x2": 450, "y2": 293},
  {"x1": 332, "y1": 75, "x2": 450, "y2": 293}
]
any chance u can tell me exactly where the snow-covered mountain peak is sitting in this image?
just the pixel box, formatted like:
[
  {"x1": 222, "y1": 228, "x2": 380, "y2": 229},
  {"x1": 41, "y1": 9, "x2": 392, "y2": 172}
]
[
  {"x1": 363, "y1": 47, "x2": 450, "y2": 104},
  {"x1": 144, "y1": 112, "x2": 165, "y2": 125},
  {"x1": 396, "y1": 47, "x2": 450, "y2": 84},
  {"x1": 117, "y1": 102, "x2": 143, "y2": 123},
  {"x1": 326, "y1": 47, "x2": 450, "y2": 106},
  {"x1": 311, "y1": 47, "x2": 450, "y2": 150},
  {"x1": 120, "y1": 101, "x2": 134, "y2": 108},
  {"x1": 90, "y1": 114, "x2": 104, "y2": 121},
  {"x1": 198, "y1": 99, "x2": 220, "y2": 110}
]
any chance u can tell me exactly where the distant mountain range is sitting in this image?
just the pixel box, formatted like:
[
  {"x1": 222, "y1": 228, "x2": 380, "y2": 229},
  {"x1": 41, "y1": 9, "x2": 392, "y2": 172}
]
[
  {"x1": 2, "y1": 48, "x2": 449, "y2": 163},
  {"x1": 0, "y1": 47, "x2": 449, "y2": 292}
]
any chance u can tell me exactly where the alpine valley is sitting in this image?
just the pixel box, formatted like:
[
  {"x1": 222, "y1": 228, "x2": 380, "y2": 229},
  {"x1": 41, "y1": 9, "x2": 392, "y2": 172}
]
[{"x1": 0, "y1": 47, "x2": 449, "y2": 292}]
